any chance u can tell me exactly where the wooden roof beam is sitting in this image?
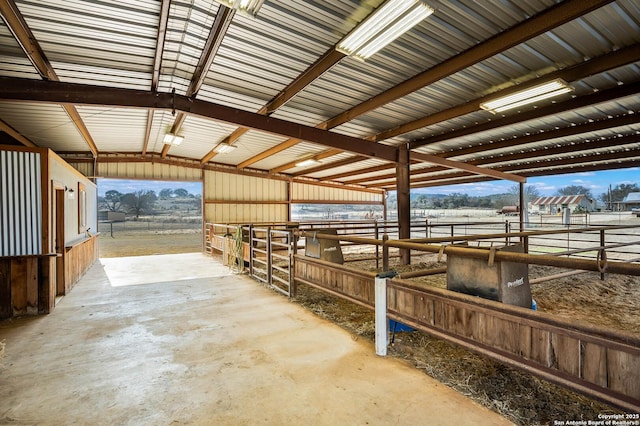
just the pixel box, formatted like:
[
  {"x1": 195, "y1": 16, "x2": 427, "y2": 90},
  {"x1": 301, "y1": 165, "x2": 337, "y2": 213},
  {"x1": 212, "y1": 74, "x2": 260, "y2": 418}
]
[
  {"x1": 202, "y1": 49, "x2": 346, "y2": 165},
  {"x1": 0, "y1": 77, "x2": 398, "y2": 162},
  {"x1": 375, "y1": 42, "x2": 640, "y2": 143},
  {"x1": 412, "y1": 151, "x2": 525, "y2": 183},
  {"x1": 291, "y1": 155, "x2": 369, "y2": 176},
  {"x1": 261, "y1": 0, "x2": 612, "y2": 176},
  {"x1": 411, "y1": 80, "x2": 640, "y2": 149},
  {"x1": 323, "y1": 0, "x2": 613, "y2": 130},
  {"x1": 270, "y1": 149, "x2": 344, "y2": 174}
]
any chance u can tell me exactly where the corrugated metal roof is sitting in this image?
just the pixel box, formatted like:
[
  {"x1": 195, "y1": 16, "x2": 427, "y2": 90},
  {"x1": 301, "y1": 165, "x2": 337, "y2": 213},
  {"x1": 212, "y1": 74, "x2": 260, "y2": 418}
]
[
  {"x1": 531, "y1": 195, "x2": 586, "y2": 205},
  {"x1": 0, "y1": 0, "x2": 639, "y2": 191}
]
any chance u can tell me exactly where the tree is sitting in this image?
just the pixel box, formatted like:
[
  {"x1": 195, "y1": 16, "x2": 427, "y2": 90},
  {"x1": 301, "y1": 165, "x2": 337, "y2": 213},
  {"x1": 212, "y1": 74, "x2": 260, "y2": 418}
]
[
  {"x1": 159, "y1": 188, "x2": 174, "y2": 199},
  {"x1": 121, "y1": 190, "x2": 157, "y2": 219},
  {"x1": 104, "y1": 190, "x2": 123, "y2": 212},
  {"x1": 174, "y1": 188, "x2": 189, "y2": 198},
  {"x1": 507, "y1": 184, "x2": 541, "y2": 206},
  {"x1": 556, "y1": 185, "x2": 593, "y2": 198},
  {"x1": 599, "y1": 183, "x2": 640, "y2": 209}
]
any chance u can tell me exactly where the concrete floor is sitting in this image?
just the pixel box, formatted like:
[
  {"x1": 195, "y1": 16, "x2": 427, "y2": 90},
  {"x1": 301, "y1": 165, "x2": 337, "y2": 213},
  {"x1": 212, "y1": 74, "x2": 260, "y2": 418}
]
[{"x1": 0, "y1": 253, "x2": 512, "y2": 425}]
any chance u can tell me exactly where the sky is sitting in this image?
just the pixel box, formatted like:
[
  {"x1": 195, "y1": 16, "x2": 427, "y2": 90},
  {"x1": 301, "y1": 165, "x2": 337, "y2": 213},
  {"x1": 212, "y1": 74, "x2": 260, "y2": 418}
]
[
  {"x1": 97, "y1": 179, "x2": 202, "y2": 197},
  {"x1": 97, "y1": 167, "x2": 640, "y2": 200},
  {"x1": 413, "y1": 167, "x2": 640, "y2": 198}
]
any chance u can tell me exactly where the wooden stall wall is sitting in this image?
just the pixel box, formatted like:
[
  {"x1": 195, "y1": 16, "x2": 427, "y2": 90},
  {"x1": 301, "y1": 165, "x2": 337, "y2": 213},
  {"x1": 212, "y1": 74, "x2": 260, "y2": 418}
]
[
  {"x1": 63, "y1": 235, "x2": 99, "y2": 294},
  {"x1": 0, "y1": 256, "x2": 56, "y2": 318},
  {"x1": 293, "y1": 255, "x2": 640, "y2": 411},
  {"x1": 0, "y1": 147, "x2": 99, "y2": 319}
]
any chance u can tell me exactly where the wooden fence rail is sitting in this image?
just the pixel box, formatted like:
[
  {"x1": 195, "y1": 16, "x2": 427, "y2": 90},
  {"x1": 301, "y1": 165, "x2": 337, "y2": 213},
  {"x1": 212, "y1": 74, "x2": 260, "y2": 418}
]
[{"x1": 294, "y1": 254, "x2": 640, "y2": 412}]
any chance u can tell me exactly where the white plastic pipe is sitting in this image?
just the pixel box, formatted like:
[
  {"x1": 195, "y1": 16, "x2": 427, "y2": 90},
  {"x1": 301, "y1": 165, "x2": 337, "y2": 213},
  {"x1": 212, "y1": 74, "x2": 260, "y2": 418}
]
[{"x1": 375, "y1": 275, "x2": 388, "y2": 356}]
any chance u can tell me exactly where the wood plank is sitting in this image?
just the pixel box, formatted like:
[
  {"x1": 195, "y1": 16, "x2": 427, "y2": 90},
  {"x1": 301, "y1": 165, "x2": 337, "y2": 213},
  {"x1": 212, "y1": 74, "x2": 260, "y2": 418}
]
[
  {"x1": 26, "y1": 257, "x2": 38, "y2": 314},
  {"x1": 530, "y1": 328, "x2": 551, "y2": 366},
  {"x1": 582, "y1": 341, "x2": 607, "y2": 387},
  {"x1": 607, "y1": 349, "x2": 640, "y2": 400},
  {"x1": 517, "y1": 324, "x2": 532, "y2": 359},
  {"x1": 496, "y1": 318, "x2": 520, "y2": 354},
  {"x1": 0, "y1": 259, "x2": 11, "y2": 319},
  {"x1": 10, "y1": 258, "x2": 27, "y2": 315},
  {"x1": 413, "y1": 293, "x2": 434, "y2": 326},
  {"x1": 551, "y1": 334, "x2": 580, "y2": 376}
]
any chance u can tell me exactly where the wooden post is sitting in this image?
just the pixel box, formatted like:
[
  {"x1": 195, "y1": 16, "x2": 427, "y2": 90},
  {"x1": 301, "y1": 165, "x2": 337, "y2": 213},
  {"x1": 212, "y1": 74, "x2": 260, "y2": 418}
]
[
  {"x1": 249, "y1": 224, "x2": 254, "y2": 278},
  {"x1": 375, "y1": 221, "x2": 380, "y2": 269},
  {"x1": 382, "y1": 234, "x2": 389, "y2": 272},
  {"x1": 600, "y1": 229, "x2": 605, "y2": 281},
  {"x1": 396, "y1": 144, "x2": 410, "y2": 265},
  {"x1": 289, "y1": 229, "x2": 296, "y2": 297},
  {"x1": 266, "y1": 226, "x2": 272, "y2": 286}
]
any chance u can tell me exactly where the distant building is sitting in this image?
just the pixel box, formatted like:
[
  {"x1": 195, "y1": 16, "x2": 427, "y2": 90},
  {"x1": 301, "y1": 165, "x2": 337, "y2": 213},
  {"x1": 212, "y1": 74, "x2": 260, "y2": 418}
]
[
  {"x1": 528, "y1": 195, "x2": 597, "y2": 214},
  {"x1": 620, "y1": 192, "x2": 640, "y2": 211}
]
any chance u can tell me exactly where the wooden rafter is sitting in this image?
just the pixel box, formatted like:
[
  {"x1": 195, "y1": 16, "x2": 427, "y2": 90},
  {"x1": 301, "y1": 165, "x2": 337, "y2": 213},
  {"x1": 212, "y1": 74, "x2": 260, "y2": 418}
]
[
  {"x1": 143, "y1": 0, "x2": 171, "y2": 156},
  {"x1": 259, "y1": 0, "x2": 614, "y2": 174},
  {"x1": 0, "y1": 118, "x2": 36, "y2": 147},
  {"x1": 204, "y1": 49, "x2": 346, "y2": 166},
  {"x1": 324, "y1": 0, "x2": 613, "y2": 130},
  {"x1": 295, "y1": 44, "x2": 640, "y2": 179},
  {"x1": 411, "y1": 81, "x2": 640, "y2": 149},
  {"x1": 375, "y1": 43, "x2": 640, "y2": 142},
  {"x1": 162, "y1": 6, "x2": 236, "y2": 158},
  {"x1": 0, "y1": 0, "x2": 98, "y2": 157}
]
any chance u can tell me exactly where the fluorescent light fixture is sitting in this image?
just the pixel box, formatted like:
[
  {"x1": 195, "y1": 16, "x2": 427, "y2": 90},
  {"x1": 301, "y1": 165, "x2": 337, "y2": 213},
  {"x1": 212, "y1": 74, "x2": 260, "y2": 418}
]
[
  {"x1": 295, "y1": 158, "x2": 321, "y2": 167},
  {"x1": 217, "y1": 0, "x2": 265, "y2": 17},
  {"x1": 163, "y1": 133, "x2": 184, "y2": 146},
  {"x1": 337, "y1": 0, "x2": 434, "y2": 61},
  {"x1": 214, "y1": 143, "x2": 237, "y2": 153},
  {"x1": 480, "y1": 79, "x2": 573, "y2": 113}
]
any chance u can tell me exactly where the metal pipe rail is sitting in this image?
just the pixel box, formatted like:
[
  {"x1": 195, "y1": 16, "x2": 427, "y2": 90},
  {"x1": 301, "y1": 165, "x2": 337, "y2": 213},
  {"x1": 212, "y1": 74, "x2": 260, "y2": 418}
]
[{"x1": 299, "y1": 231, "x2": 640, "y2": 276}]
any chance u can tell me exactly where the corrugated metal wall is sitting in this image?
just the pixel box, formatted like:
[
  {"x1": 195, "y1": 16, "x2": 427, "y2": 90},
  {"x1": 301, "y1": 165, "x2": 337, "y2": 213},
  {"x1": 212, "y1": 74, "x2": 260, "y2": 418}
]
[
  {"x1": 204, "y1": 170, "x2": 288, "y2": 223},
  {"x1": 98, "y1": 161, "x2": 203, "y2": 181},
  {"x1": 291, "y1": 182, "x2": 382, "y2": 203},
  {"x1": 0, "y1": 150, "x2": 42, "y2": 256}
]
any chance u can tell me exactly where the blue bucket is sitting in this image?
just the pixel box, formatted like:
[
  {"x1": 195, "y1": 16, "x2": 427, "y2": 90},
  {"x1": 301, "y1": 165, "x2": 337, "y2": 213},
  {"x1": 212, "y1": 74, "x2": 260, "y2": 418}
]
[{"x1": 389, "y1": 319, "x2": 414, "y2": 332}]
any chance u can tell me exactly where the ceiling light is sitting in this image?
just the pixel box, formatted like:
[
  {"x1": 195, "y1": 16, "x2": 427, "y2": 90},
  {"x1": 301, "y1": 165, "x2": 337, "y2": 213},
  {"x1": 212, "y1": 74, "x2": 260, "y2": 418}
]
[
  {"x1": 336, "y1": 0, "x2": 434, "y2": 61},
  {"x1": 214, "y1": 143, "x2": 237, "y2": 153},
  {"x1": 295, "y1": 158, "x2": 321, "y2": 167},
  {"x1": 163, "y1": 133, "x2": 184, "y2": 146},
  {"x1": 480, "y1": 79, "x2": 573, "y2": 113},
  {"x1": 216, "y1": 0, "x2": 264, "y2": 17}
]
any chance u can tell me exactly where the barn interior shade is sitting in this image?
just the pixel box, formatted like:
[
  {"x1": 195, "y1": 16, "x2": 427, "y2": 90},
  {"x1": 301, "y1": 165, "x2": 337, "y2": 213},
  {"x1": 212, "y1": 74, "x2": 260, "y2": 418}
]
[
  {"x1": 337, "y1": 0, "x2": 435, "y2": 61},
  {"x1": 480, "y1": 79, "x2": 573, "y2": 113}
]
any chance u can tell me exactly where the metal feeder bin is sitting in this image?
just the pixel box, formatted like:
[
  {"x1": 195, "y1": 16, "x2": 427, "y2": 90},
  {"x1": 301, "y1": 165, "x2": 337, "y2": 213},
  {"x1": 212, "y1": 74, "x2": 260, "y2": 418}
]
[
  {"x1": 446, "y1": 243, "x2": 532, "y2": 308},
  {"x1": 304, "y1": 228, "x2": 344, "y2": 264}
]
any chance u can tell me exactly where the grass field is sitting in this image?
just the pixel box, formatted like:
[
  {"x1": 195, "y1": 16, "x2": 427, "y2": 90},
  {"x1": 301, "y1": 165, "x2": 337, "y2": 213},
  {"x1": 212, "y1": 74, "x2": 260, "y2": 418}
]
[{"x1": 99, "y1": 230, "x2": 203, "y2": 258}]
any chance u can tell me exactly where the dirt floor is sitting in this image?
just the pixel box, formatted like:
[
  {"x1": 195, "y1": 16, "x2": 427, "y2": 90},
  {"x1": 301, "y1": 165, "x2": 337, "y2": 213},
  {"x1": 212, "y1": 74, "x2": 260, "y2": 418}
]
[{"x1": 98, "y1": 228, "x2": 638, "y2": 425}]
